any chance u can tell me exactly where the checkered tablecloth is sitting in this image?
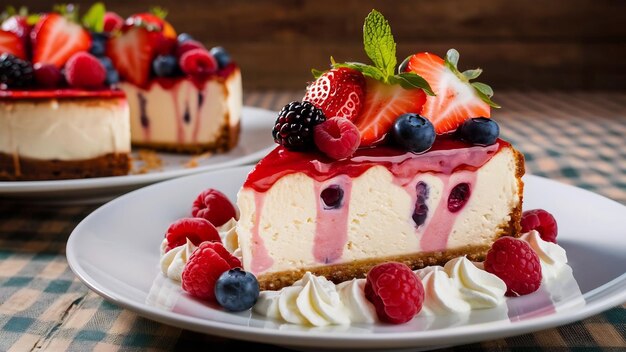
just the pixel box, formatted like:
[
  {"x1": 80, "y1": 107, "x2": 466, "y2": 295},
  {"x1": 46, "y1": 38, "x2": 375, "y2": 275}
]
[{"x1": 1, "y1": 91, "x2": 625, "y2": 351}]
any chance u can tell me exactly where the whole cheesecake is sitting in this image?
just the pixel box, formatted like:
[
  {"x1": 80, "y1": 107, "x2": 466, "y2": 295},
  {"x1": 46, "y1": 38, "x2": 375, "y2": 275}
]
[
  {"x1": 0, "y1": 90, "x2": 130, "y2": 181},
  {"x1": 238, "y1": 138, "x2": 524, "y2": 290}
]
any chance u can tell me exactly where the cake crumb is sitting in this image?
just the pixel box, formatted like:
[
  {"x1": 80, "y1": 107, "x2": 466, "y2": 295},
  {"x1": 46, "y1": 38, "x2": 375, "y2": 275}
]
[
  {"x1": 131, "y1": 149, "x2": 163, "y2": 174},
  {"x1": 184, "y1": 152, "x2": 213, "y2": 168}
]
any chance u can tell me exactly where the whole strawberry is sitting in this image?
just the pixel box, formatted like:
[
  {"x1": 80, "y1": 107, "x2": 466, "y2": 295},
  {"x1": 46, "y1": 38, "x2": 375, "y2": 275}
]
[
  {"x1": 303, "y1": 67, "x2": 365, "y2": 121},
  {"x1": 182, "y1": 241, "x2": 241, "y2": 301},
  {"x1": 364, "y1": 262, "x2": 424, "y2": 324},
  {"x1": 484, "y1": 237, "x2": 542, "y2": 296}
]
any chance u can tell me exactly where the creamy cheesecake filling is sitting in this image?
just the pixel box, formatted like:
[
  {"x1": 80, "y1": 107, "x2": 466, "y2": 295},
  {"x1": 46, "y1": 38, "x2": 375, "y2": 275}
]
[
  {"x1": 237, "y1": 141, "x2": 521, "y2": 277},
  {"x1": 0, "y1": 98, "x2": 130, "y2": 160},
  {"x1": 120, "y1": 68, "x2": 242, "y2": 145}
]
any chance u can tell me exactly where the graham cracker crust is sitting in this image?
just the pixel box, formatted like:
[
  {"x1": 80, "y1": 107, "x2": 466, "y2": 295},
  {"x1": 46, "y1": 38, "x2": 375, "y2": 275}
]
[
  {"x1": 256, "y1": 145, "x2": 526, "y2": 291},
  {"x1": 0, "y1": 152, "x2": 130, "y2": 181}
]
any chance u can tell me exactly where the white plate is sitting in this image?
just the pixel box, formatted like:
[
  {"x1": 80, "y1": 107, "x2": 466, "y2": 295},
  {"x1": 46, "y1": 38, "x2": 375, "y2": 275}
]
[
  {"x1": 0, "y1": 107, "x2": 275, "y2": 203},
  {"x1": 66, "y1": 166, "x2": 626, "y2": 350}
]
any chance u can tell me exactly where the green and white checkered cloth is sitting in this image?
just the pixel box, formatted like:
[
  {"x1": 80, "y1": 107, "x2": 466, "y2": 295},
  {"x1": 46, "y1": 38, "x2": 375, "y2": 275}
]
[{"x1": 1, "y1": 91, "x2": 625, "y2": 351}]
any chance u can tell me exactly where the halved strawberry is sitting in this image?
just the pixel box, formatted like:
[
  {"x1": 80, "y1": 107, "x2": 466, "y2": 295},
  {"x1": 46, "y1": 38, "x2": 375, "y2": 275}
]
[
  {"x1": 303, "y1": 67, "x2": 365, "y2": 121},
  {"x1": 2, "y1": 15, "x2": 31, "y2": 50},
  {"x1": 406, "y1": 52, "x2": 490, "y2": 134},
  {"x1": 354, "y1": 78, "x2": 426, "y2": 146},
  {"x1": 126, "y1": 13, "x2": 176, "y2": 55},
  {"x1": 0, "y1": 30, "x2": 26, "y2": 59},
  {"x1": 31, "y1": 14, "x2": 91, "y2": 68},
  {"x1": 107, "y1": 26, "x2": 158, "y2": 87}
]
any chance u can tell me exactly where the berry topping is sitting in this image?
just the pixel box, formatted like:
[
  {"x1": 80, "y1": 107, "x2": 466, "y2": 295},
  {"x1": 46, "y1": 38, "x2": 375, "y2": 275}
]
[
  {"x1": 391, "y1": 113, "x2": 435, "y2": 153},
  {"x1": 209, "y1": 46, "x2": 232, "y2": 69},
  {"x1": 164, "y1": 217, "x2": 221, "y2": 253},
  {"x1": 179, "y1": 48, "x2": 217, "y2": 77},
  {"x1": 0, "y1": 30, "x2": 26, "y2": 59},
  {"x1": 406, "y1": 50, "x2": 498, "y2": 134},
  {"x1": 413, "y1": 181, "x2": 429, "y2": 227},
  {"x1": 457, "y1": 117, "x2": 500, "y2": 146},
  {"x1": 354, "y1": 78, "x2": 426, "y2": 146},
  {"x1": 64, "y1": 52, "x2": 106, "y2": 89},
  {"x1": 484, "y1": 237, "x2": 542, "y2": 296},
  {"x1": 152, "y1": 54, "x2": 179, "y2": 77},
  {"x1": 175, "y1": 39, "x2": 205, "y2": 58},
  {"x1": 0, "y1": 53, "x2": 33, "y2": 88},
  {"x1": 521, "y1": 209, "x2": 558, "y2": 243},
  {"x1": 103, "y1": 12, "x2": 123, "y2": 33},
  {"x1": 177, "y1": 33, "x2": 193, "y2": 44},
  {"x1": 33, "y1": 63, "x2": 62, "y2": 88},
  {"x1": 364, "y1": 262, "x2": 424, "y2": 324},
  {"x1": 272, "y1": 101, "x2": 327, "y2": 150},
  {"x1": 448, "y1": 183, "x2": 471, "y2": 213},
  {"x1": 313, "y1": 117, "x2": 360, "y2": 160},
  {"x1": 2, "y1": 15, "x2": 31, "y2": 46},
  {"x1": 89, "y1": 33, "x2": 107, "y2": 57},
  {"x1": 31, "y1": 13, "x2": 91, "y2": 68},
  {"x1": 303, "y1": 67, "x2": 366, "y2": 121},
  {"x1": 320, "y1": 185, "x2": 344, "y2": 209},
  {"x1": 181, "y1": 241, "x2": 242, "y2": 301},
  {"x1": 214, "y1": 268, "x2": 260, "y2": 312},
  {"x1": 106, "y1": 26, "x2": 157, "y2": 87},
  {"x1": 191, "y1": 188, "x2": 237, "y2": 227}
]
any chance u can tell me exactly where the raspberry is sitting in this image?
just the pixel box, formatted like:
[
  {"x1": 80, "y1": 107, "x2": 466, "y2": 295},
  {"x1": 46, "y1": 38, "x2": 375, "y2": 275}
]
[
  {"x1": 103, "y1": 12, "x2": 123, "y2": 33},
  {"x1": 313, "y1": 117, "x2": 360, "y2": 160},
  {"x1": 164, "y1": 217, "x2": 221, "y2": 252},
  {"x1": 64, "y1": 52, "x2": 106, "y2": 89},
  {"x1": 364, "y1": 262, "x2": 424, "y2": 324},
  {"x1": 191, "y1": 188, "x2": 237, "y2": 227},
  {"x1": 33, "y1": 63, "x2": 63, "y2": 88},
  {"x1": 179, "y1": 48, "x2": 217, "y2": 77},
  {"x1": 521, "y1": 209, "x2": 558, "y2": 243},
  {"x1": 175, "y1": 39, "x2": 205, "y2": 58},
  {"x1": 181, "y1": 242, "x2": 242, "y2": 301},
  {"x1": 484, "y1": 237, "x2": 542, "y2": 296},
  {"x1": 272, "y1": 101, "x2": 327, "y2": 150}
]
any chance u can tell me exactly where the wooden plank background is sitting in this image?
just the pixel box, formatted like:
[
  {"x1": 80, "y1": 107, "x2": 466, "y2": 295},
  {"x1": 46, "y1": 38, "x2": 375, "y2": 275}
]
[{"x1": 17, "y1": 0, "x2": 626, "y2": 91}]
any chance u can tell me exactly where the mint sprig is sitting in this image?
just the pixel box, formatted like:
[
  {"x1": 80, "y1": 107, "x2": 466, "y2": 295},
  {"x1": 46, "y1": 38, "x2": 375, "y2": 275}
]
[
  {"x1": 444, "y1": 49, "x2": 500, "y2": 108},
  {"x1": 82, "y1": 2, "x2": 105, "y2": 32},
  {"x1": 312, "y1": 9, "x2": 434, "y2": 96}
]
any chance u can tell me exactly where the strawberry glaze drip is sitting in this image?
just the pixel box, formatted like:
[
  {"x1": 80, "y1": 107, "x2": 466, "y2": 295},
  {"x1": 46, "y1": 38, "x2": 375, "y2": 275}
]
[
  {"x1": 313, "y1": 176, "x2": 353, "y2": 264},
  {"x1": 0, "y1": 89, "x2": 125, "y2": 100},
  {"x1": 244, "y1": 136, "x2": 508, "y2": 192}
]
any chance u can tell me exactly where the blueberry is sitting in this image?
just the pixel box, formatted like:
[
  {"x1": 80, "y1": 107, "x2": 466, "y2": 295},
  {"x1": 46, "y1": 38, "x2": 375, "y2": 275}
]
[
  {"x1": 177, "y1": 33, "x2": 193, "y2": 44},
  {"x1": 152, "y1": 55, "x2": 179, "y2": 77},
  {"x1": 90, "y1": 33, "x2": 108, "y2": 56},
  {"x1": 98, "y1": 57, "x2": 114, "y2": 71},
  {"x1": 210, "y1": 46, "x2": 232, "y2": 69},
  {"x1": 105, "y1": 69, "x2": 119, "y2": 85},
  {"x1": 321, "y1": 185, "x2": 343, "y2": 209},
  {"x1": 398, "y1": 55, "x2": 411, "y2": 74},
  {"x1": 457, "y1": 117, "x2": 499, "y2": 145},
  {"x1": 391, "y1": 113, "x2": 436, "y2": 153},
  {"x1": 413, "y1": 181, "x2": 429, "y2": 227},
  {"x1": 214, "y1": 268, "x2": 259, "y2": 312}
]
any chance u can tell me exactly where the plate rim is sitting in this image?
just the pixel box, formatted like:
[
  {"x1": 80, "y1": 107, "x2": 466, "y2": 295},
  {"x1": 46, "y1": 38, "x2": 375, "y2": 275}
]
[
  {"x1": 0, "y1": 106, "x2": 276, "y2": 194},
  {"x1": 66, "y1": 168, "x2": 626, "y2": 349}
]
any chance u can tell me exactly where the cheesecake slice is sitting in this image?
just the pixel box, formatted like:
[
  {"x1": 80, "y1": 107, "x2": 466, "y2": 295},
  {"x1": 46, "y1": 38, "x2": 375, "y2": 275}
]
[
  {"x1": 237, "y1": 137, "x2": 524, "y2": 290},
  {"x1": 0, "y1": 90, "x2": 130, "y2": 181}
]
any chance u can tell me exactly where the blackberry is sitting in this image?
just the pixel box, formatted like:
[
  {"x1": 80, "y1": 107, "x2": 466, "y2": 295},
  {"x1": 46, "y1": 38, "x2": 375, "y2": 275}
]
[
  {"x1": 272, "y1": 101, "x2": 326, "y2": 150},
  {"x1": 0, "y1": 53, "x2": 34, "y2": 88}
]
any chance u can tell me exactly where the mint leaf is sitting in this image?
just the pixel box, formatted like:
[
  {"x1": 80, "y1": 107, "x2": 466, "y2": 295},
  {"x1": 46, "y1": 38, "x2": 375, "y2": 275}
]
[
  {"x1": 392, "y1": 72, "x2": 435, "y2": 96},
  {"x1": 334, "y1": 62, "x2": 385, "y2": 81},
  {"x1": 82, "y1": 2, "x2": 105, "y2": 32},
  {"x1": 363, "y1": 10, "x2": 396, "y2": 78},
  {"x1": 471, "y1": 82, "x2": 500, "y2": 108},
  {"x1": 311, "y1": 68, "x2": 325, "y2": 79},
  {"x1": 26, "y1": 14, "x2": 40, "y2": 26},
  {"x1": 462, "y1": 68, "x2": 482, "y2": 80},
  {"x1": 150, "y1": 6, "x2": 168, "y2": 19}
]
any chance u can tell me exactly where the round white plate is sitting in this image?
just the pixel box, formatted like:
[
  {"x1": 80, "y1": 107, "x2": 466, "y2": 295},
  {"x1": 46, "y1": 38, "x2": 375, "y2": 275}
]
[
  {"x1": 67, "y1": 166, "x2": 626, "y2": 350},
  {"x1": 0, "y1": 107, "x2": 275, "y2": 203}
]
